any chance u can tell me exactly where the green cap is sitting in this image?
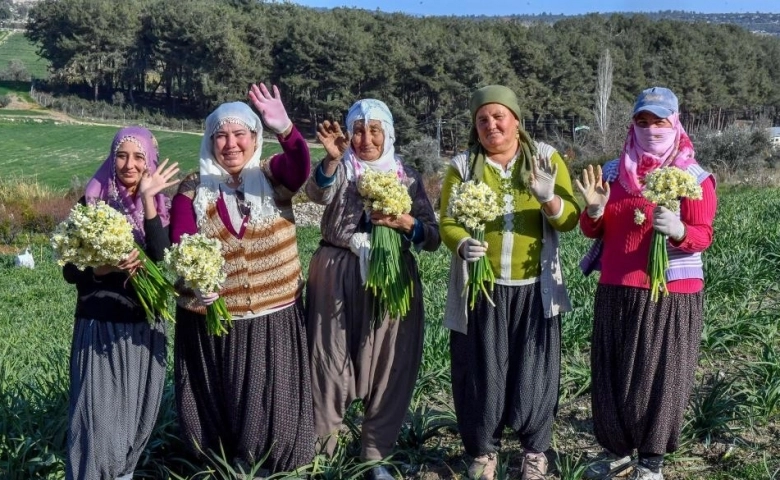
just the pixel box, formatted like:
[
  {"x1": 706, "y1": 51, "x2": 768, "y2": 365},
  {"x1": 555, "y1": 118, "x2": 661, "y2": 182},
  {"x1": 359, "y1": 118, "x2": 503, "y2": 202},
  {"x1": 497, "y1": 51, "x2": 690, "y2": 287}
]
[{"x1": 469, "y1": 85, "x2": 522, "y2": 121}]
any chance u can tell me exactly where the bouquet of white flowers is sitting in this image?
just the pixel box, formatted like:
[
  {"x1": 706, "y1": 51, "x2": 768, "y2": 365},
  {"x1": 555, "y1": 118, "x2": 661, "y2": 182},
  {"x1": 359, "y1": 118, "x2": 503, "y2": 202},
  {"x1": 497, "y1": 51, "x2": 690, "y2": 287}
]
[
  {"x1": 357, "y1": 170, "x2": 414, "y2": 321},
  {"x1": 449, "y1": 180, "x2": 502, "y2": 309},
  {"x1": 642, "y1": 167, "x2": 702, "y2": 301},
  {"x1": 51, "y1": 201, "x2": 175, "y2": 322},
  {"x1": 164, "y1": 233, "x2": 232, "y2": 335}
]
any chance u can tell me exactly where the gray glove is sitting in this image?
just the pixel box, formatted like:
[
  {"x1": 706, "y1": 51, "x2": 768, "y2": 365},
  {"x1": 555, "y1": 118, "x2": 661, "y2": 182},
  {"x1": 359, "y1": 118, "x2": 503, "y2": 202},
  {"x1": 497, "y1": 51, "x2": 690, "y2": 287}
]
[
  {"x1": 458, "y1": 237, "x2": 488, "y2": 263},
  {"x1": 653, "y1": 206, "x2": 686, "y2": 240}
]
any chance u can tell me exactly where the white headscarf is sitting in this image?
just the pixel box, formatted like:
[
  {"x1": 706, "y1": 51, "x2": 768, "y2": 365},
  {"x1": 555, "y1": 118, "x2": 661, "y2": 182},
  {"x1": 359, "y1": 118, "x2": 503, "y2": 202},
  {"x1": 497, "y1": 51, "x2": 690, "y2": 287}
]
[
  {"x1": 194, "y1": 102, "x2": 278, "y2": 225},
  {"x1": 343, "y1": 99, "x2": 404, "y2": 181}
]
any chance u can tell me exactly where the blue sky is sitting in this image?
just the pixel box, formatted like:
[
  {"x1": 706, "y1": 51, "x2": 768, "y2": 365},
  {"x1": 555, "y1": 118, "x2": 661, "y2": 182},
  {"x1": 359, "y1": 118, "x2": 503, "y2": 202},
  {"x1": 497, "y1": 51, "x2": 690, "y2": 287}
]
[{"x1": 289, "y1": 0, "x2": 780, "y2": 16}]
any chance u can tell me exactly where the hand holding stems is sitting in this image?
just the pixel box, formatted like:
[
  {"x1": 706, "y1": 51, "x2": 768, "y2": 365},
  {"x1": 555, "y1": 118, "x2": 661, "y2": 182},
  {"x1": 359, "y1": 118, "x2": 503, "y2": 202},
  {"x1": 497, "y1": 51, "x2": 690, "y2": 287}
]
[
  {"x1": 458, "y1": 237, "x2": 488, "y2": 263},
  {"x1": 195, "y1": 290, "x2": 220, "y2": 307},
  {"x1": 317, "y1": 120, "x2": 349, "y2": 176},
  {"x1": 370, "y1": 211, "x2": 415, "y2": 234},
  {"x1": 94, "y1": 248, "x2": 141, "y2": 276},
  {"x1": 575, "y1": 164, "x2": 610, "y2": 219},
  {"x1": 652, "y1": 206, "x2": 686, "y2": 240},
  {"x1": 138, "y1": 158, "x2": 180, "y2": 219},
  {"x1": 248, "y1": 83, "x2": 292, "y2": 137}
]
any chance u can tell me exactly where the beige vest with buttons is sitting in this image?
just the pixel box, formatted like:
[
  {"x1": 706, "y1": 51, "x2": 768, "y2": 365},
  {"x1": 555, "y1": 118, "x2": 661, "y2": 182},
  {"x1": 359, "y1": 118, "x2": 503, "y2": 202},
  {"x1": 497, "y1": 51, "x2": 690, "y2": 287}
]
[{"x1": 178, "y1": 200, "x2": 303, "y2": 317}]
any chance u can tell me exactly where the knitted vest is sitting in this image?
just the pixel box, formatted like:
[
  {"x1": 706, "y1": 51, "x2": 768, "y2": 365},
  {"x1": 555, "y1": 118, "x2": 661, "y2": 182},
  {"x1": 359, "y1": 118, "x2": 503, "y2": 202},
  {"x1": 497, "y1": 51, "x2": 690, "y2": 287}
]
[{"x1": 178, "y1": 200, "x2": 303, "y2": 316}]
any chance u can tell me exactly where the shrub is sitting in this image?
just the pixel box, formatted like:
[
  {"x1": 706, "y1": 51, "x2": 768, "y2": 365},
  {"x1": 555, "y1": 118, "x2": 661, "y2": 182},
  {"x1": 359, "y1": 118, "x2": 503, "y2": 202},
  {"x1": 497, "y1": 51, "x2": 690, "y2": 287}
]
[
  {"x1": 0, "y1": 94, "x2": 10, "y2": 108},
  {"x1": 400, "y1": 136, "x2": 443, "y2": 176},
  {"x1": 692, "y1": 125, "x2": 771, "y2": 174}
]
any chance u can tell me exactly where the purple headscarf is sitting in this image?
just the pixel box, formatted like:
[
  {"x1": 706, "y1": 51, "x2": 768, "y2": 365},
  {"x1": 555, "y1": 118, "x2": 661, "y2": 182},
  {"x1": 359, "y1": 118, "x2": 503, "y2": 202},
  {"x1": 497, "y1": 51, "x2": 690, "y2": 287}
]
[{"x1": 84, "y1": 126, "x2": 170, "y2": 244}]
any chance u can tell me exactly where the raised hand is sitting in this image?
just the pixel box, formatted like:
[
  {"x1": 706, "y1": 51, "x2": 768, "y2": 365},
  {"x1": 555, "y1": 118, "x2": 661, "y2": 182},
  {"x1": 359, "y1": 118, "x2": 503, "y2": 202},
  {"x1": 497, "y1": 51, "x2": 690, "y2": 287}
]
[
  {"x1": 575, "y1": 164, "x2": 610, "y2": 219},
  {"x1": 529, "y1": 154, "x2": 558, "y2": 203},
  {"x1": 248, "y1": 83, "x2": 292, "y2": 135},
  {"x1": 317, "y1": 120, "x2": 349, "y2": 161},
  {"x1": 138, "y1": 158, "x2": 180, "y2": 200}
]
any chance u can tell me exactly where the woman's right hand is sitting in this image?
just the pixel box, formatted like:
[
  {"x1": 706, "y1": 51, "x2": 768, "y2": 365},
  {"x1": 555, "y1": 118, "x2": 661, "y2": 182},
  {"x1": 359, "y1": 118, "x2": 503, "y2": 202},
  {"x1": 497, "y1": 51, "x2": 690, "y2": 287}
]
[
  {"x1": 194, "y1": 290, "x2": 220, "y2": 307},
  {"x1": 575, "y1": 164, "x2": 610, "y2": 219},
  {"x1": 94, "y1": 249, "x2": 141, "y2": 276},
  {"x1": 458, "y1": 238, "x2": 488, "y2": 263},
  {"x1": 317, "y1": 120, "x2": 349, "y2": 161}
]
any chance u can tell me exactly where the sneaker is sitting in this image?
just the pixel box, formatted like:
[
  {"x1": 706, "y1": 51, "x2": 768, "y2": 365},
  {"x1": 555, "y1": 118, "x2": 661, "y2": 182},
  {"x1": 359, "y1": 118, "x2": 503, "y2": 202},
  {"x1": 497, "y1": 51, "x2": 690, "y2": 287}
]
[
  {"x1": 628, "y1": 465, "x2": 663, "y2": 480},
  {"x1": 468, "y1": 453, "x2": 497, "y2": 480},
  {"x1": 370, "y1": 465, "x2": 395, "y2": 480},
  {"x1": 584, "y1": 453, "x2": 633, "y2": 478},
  {"x1": 522, "y1": 452, "x2": 548, "y2": 480}
]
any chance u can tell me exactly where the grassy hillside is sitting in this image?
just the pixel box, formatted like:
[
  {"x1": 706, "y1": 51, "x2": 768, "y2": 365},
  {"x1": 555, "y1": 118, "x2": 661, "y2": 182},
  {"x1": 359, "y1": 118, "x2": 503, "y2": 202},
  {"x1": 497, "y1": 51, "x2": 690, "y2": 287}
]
[
  {"x1": 0, "y1": 118, "x2": 301, "y2": 189},
  {"x1": 0, "y1": 30, "x2": 50, "y2": 80}
]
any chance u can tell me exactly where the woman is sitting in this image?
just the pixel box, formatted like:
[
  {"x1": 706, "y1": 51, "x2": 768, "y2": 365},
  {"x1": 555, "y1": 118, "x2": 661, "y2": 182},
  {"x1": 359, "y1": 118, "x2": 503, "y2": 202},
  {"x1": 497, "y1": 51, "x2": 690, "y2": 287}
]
[
  {"x1": 305, "y1": 99, "x2": 440, "y2": 480},
  {"x1": 169, "y1": 84, "x2": 314, "y2": 473},
  {"x1": 439, "y1": 85, "x2": 580, "y2": 480},
  {"x1": 577, "y1": 87, "x2": 717, "y2": 480},
  {"x1": 64, "y1": 126, "x2": 179, "y2": 480}
]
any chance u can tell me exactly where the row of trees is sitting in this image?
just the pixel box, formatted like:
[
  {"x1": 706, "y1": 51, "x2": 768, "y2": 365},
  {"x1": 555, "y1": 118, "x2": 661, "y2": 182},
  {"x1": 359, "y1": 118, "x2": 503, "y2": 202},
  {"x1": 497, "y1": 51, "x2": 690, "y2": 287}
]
[{"x1": 23, "y1": 0, "x2": 780, "y2": 152}]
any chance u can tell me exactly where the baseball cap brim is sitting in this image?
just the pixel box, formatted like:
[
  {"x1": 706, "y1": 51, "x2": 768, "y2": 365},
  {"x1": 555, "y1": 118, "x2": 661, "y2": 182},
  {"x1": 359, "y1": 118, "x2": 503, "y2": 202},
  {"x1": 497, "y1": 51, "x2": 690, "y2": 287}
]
[{"x1": 633, "y1": 105, "x2": 674, "y2": 118}]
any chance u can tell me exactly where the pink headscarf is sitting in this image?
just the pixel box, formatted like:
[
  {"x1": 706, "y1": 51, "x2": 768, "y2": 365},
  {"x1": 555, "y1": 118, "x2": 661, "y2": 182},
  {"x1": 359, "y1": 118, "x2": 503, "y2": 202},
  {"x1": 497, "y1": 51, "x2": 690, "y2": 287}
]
[
  {"x1": 618, "y1": 112, "x2": 697, "y2": 196},
  {"x1": 84, "y1": 126, "x2": 170, "y2": 244}
]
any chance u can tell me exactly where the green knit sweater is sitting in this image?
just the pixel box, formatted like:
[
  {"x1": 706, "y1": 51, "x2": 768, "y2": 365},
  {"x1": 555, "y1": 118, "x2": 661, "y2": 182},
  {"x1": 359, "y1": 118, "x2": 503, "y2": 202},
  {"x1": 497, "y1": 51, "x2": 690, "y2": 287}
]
[{"x1": 440, "y1": 146, "x2": 580, "y2": 281}]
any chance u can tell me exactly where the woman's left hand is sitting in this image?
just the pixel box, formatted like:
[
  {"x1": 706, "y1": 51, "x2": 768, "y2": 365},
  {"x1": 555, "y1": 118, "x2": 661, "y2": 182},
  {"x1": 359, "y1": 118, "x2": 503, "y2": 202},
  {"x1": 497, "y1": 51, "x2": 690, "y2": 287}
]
[
  {"x1": 529, "y1": 154, "x2": 558, "y2": 203},
  {"x1": 248, "y1": 83, "x2": 292, "y2": 136},
  {"x1": 370, "y1": 211, "x2": 415, "y2": 234},
  {"x1": 138, "y1": 158, "x2": 180, "y2": 201}
]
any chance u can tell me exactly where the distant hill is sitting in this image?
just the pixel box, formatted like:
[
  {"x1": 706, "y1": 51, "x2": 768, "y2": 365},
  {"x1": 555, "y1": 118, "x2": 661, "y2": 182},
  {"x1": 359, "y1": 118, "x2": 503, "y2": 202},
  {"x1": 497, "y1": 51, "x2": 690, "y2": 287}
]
[{"x1": 474, "y1": 11, "x2": 780, "y2": 37}]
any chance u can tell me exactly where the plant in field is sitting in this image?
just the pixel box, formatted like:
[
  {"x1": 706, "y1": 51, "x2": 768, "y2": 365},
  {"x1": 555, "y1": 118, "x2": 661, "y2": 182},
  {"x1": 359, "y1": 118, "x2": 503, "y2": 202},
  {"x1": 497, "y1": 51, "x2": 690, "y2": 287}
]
[
  {"x1": 642, "y1": 167, "x2": 702, "y2": 301},
  {"x1": 682, "y1": 372, "x2": 741, "y2": 446},
  {"x1": 448, "y1": 179, "x2": 502, "y2": 309},
  {"x1": 50, "y1": 201, "x2": 175, "y2": 322},
  {"x1": 551, "y1": 443, "x2": 589, "y2": 480},
  {"x1": 164, "y1": 233, "x2": 231, "y2": 336},
  {"x1": 357, "y1": 170, "x2": 414, "y2": 321},
  {"x1": 397, "y1": 397, "x2": 457, "y2": 465},
  {"x1": 739, "y1": 342, "x2": 780, "y2": 419}
]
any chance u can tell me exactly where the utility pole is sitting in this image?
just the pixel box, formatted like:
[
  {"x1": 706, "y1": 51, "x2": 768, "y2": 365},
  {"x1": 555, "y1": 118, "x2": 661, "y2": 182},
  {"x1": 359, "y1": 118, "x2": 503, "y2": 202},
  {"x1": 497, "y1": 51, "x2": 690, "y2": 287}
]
[{"x1": 436, "y1": 116, "x2": 442, "y2": 159}]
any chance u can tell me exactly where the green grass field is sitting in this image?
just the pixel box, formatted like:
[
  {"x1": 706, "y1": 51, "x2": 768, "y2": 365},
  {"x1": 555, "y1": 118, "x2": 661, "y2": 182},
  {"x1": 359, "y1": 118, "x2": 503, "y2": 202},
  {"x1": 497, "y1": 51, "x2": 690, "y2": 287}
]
[
  {"x1": 0, "y1": 118, "x2": 314, "y2": 189},
  {"x1": 0, "y1": 30, "x2": 50, "y2": 80},
  {"x1": 1, "y1": 183, "x2": 779, "y2": 478}
]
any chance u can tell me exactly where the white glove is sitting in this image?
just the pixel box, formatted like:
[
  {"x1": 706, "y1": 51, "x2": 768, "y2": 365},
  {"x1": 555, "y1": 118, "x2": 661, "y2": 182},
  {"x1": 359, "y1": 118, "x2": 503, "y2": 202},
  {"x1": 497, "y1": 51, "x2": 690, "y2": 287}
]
[
  {"x1": 349, "y1": 232, "x2": 371, "y2": 283},
  {"x1": 248, "y1": 83, "x2": 293, "y2": 135},
  {"x1": 575, "y1": 164, "x2": 610, "y2": 219},
  {"x1": 458, "y1": 237, "x2": 488, "y2": 263},
  {"x1": 653, "y1": 206, "x2": 686, "y2": 240},
  {"x1": 529, "y1": 155, "x2": 558, "y2": 203},
  {"x1": 195, "y1": 289, "x2": 220, "y2": 307}
]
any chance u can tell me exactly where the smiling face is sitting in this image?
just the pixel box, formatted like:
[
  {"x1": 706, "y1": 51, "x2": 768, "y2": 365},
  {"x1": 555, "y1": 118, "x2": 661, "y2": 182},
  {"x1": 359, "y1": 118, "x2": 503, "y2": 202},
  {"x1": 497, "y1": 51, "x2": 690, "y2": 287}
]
[
  {"x1": 475, "y1": 103, "x2": 520, "y2": 156},
  {"x1": 212, "y1": 122, "x2": 257, "y2": 175},
  {"x1": 114, "y1": 140, "x2": 147, "y2": 191},
  {"x1": 351, "y1": 119, "x2": 385, "y2": 161}
]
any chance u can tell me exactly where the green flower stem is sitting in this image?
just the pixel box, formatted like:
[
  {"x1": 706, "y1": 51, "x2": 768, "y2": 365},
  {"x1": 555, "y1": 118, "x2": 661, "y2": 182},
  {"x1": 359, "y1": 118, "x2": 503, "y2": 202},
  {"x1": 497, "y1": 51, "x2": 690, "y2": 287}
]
[
  {"x1": 647, "y1": 231, "x2": 669, "y2": 302},
  {"x1": 366, "y1": 225, "x2": 414, "y2": 323},
  {"x1": 467, "y1": 228, "x2": 496, "y2": 310},
  {"x1": 206, "y1": 298, "x2": 232, "y2": 336},
  {"x1": 131, "y1": 245, "x2": 177, "y2": 323}
]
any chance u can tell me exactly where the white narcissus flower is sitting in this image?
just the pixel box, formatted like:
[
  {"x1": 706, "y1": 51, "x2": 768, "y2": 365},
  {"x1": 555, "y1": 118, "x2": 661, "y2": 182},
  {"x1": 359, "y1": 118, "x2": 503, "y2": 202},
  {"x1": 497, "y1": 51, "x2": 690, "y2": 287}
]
[
  {"x1": 634, "y1": 208, "x2": 646, "y2": 225},
  {"x1": 643, "y1": 167, "x2": 702, "y2": 212},
  {"x1": 449, "y1": 180, "x2": 502, "y2": 232},
  {"x1": 357, "y1": 170, "x2": 412, "y2": 215},
  {"x1": 164, "y1": 233, "x2": 227, "y2": 293},
  {"x1": 51, "y1": 201, "x2": 135, "y2": 270}
]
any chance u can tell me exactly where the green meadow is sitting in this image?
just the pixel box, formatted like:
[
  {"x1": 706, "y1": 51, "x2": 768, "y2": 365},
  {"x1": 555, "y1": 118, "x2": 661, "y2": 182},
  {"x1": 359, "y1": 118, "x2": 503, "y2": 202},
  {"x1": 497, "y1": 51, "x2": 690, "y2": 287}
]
[{"x1": 0, "y1": 31, "x2": 51, "y2": 80}]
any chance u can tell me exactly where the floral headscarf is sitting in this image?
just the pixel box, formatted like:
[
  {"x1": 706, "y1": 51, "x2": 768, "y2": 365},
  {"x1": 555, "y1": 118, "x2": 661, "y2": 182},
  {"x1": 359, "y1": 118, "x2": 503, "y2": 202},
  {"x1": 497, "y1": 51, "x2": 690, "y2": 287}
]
[
  {"x1": 84, "y1": 126, "x2": 169, "y2": 244},
  {"x1": 194, "y1": 101, "x2": 278, "y2": 226}
]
